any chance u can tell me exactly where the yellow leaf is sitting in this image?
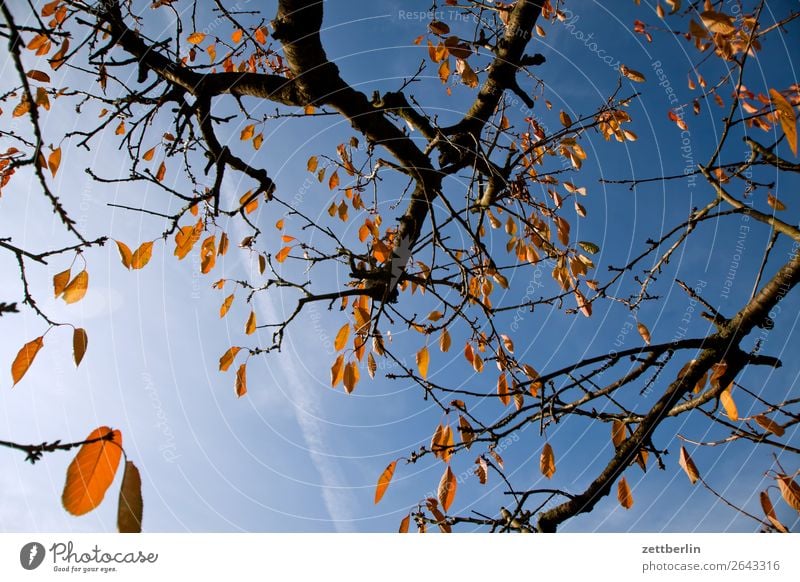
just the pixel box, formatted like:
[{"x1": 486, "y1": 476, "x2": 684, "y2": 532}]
[
  {"x1": 48, "y1": 147, "x2": 61, "y2": 177},
  {"x1": 754, "y1": 414, "x2": 785, "y2": 437},
  {"x1": 73, "y1": 328, "x2": 88, "y2": 367},
  {"x1": 438, "y1": 465, "x2": 457, "y2": 512},
  {"x1": 220, "y1": 294, "x2": 234, "y2": 318},
  {"x1": 130, "y1": 241, "x2": 154, "y2": 270},
  {"x1": 115, "y1": 241, "x2": 132, "y2": 269},
  {"x1": 334, "y1": 323, "x2": 350, "y2": 351},
  {"x1": 174, "y1": 221, "x2": 203, "y2": 260},
  {"x1": 416, "y1": 346, "x2": 430, "y2": 379},
  {"x1": 540, "y1": 443, "x2": 556, "y2": 478},
  {"x1": 770, "y1": 89, "x2": 797, "y2": 156},
  {"x1": 245, "y1": 310, "x2": 256, "y2": 335},
  {"x1": 11, "y1": 336, "x2": 44, "y2": 385},
  {"x1": 219, "y1": 346, "x2": 241, "y2": 372},
  {"x1": 776, "y1": 474, "x2": 800, "y2": 513},
  {"x1": 617, "y1": 476, "x2": 633, "y2": 509},
  {"x1": 374, "y1": 460, "x2": 396, "y2": 504},
  {"x1": 240, "y1": 124, "x2": 255, "y2": 141},
  {"x1": 62, "y1": 270, "x2": 89, "y2": 304},
  {"x1": 760, "y1": 491, "x2": 789, "y2": 533},
  {"x1": 720, "y1": 387, "x2": 738, "y2": 421},
  {"x1": 62, "y1": 427, "x2": 122, "y2": 516},
  {"x1": 252, "y1": 133, "x2": 263, "y2": 150},
  {"x1": 330, "y1": 354, "x2": 345, "y2": 387},
  {"x1": 53, "y1": 268, "x2": 71, "y2": 296},
  {"x1": 439, "y1": 329, "x2": 451, "y2": 352},
  {"x1": 637, "y1": 322, "x2": 651, "y2": 345},
  {"x1": 187, "y1": 32, "x2": 206, "y2": 44},
  {"x1": 678, "y1": 446, "x2": 700, "y2": 485},
  {"x1": 117, "y1": 461, "x2": 143, "y2": 533},
  {"x1": 235, "y1": 363, "x2": 247, "y2": 397},
  {"x1": 343, "y1": 361, "x2": 359, "y2": 393}
]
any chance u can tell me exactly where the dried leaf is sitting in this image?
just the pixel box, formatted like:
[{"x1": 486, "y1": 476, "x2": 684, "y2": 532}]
[
  {"x1": 343, "y1": 361, "x2": 359, "y2": 393},
  {"x1": 458, "y1": 415, "x2": 474, "y2": 449},
  {"x1": 115, "y1": 241, "x2": 132, "y2": 269},
  {"x1": 130, "y1": 241, "x2": 154, "y2": 270},
  {"x1": 754, "y1": 414, "x2": 785, "y2": 437},
  {"x1": 334, "y1": 323, "x2": 350, "y2": 351},
  {"x1": 62, "y1": 270, "x2": 89, "y2": 304},
  {"x1": 637, "y1": 322, "x2": 651, "y2": 345},
  {"x1": 219, "y1": 346, "x2": 241, "y2": 372},
  {"x1": 416, "y1": 346, "x2": 430, "y2": 379},
  {"x1": 330, "y1": 354, "x2": 345, "y2": 387},
  {"x1": 117, "y1": 461, "x2": 143, "y2": 533},
  {"x1": 617, "y1": 476, "x2": 633, "y2": 509},
  {"x1": 187, "y1": 32, "x2": 206, "y2": 44},
  {"x1": 235, "y1": 363, "x2": 247, "y2": 397},
  {"x1": 53, "y1": 268, "x2": 71, "y2": 296},
  {"x1": 540, "y1": 443, "x2": 556, "y2": 479},
  {"x1": 439, "y1": 329, "x2": 451, "y2": 352},
  {"x1": 720, "y1": 387, "x2": 738, "y2": 421},
  {"x1": 438, "y1": 465, "x2": 457, "y2": 512},
  {"x1": 760, "y1": 491, "x2": 789, "y2": 532},
  {"x1": 245, "y1": 310, "x2": 256, "y2": 335},
  {"x1": 219, "y1": 294, "x2": 234, "y2": 318},
  {"x1": 678, "y1": 446, "x2": 700, "y2": 485},
  {"x1": 62, "y1": 427, "x2": 122, "y2": 516},
  {"x1": 611, "y1": 420, "x2": 626, "y2": 448},
  {"x1": 11, "y1": 336, "x2": 44, "y2": 385},
  {"x1": 72, "y1": 328, "x2": 88, "y2": 367},
  {"x1": 48, "y1": 147, "x2": 61, "y2": 177},
  {"x1": 398, "y1": 514, "x2": 410, "y2": 533},
  {"x1": 770, "y1": 89, "x2": 797, "y2": 156},
  {"x1": 777, "y1": 474, "x2": 800, "y2": 513},
  {"x1": 374, "y1": 461, "x2": 396, "y2": 504}
]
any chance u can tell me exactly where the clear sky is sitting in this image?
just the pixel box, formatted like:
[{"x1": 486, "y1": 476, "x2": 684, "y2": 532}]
[{"x1": 0, "y1": 0, "x2": 798, "y2": 533}]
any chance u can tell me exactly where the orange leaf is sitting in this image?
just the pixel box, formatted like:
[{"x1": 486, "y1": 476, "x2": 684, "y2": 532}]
[
  {"x1": 48, "y1": 147, "x2": 61, "y2": 177},
  {"x1": 53, "y1": 268, "x2": 71, "y2": 296},
  {"x1": 115, "y1": 240, "x2": 132, "y2": 269},
  {"x1": 637, "y1": 322, "x2": 651, "y2": 345},
  {"x1": 62, "y1": 270, "x2": 89, "y2": 304},
  {"x1": 497, "y1": 372, "x2": 510, "y2": 406},
  {"x1": 72, "y1": 328, "x2": 88, "y2": 367},
  {"x1": 343, "y1": 361, "x2": 359, "y2": 393},
  {"x1": 130, "y1": 241, "x2": 154, "y2": 270},
  {"x1": 62, "y1": 427, "x2": 123, "y2": 516},
  {"x1": 438, "y1": 465, "x2": 457, "y2": 512},
  {"x1": 27, "y1": 69, "x2": 51, "y2": 83},
  {"x1": 458, "y1": 415, "x2": 474, "y2": 449},
  {"x1": 275, "y1": 246, "x2": 291, "y2": 263},
  {"x1": 678, "y1": 446, "x2": 700, "y2": 485},
  {"x1": 770, "y1": 89, "x2": 797, "y2": 156},
  {"x1": 254, "y1": 26, "x2": 268, "y2": 44},
  {"x1": 720, "y1": 387, "x2": 738, "y2": 421},
  {"x1": 220, "y1": 294, "x2": 234, "y2": 318},
  {"x1": 155, "y1": 161, "x2": 166, "y2": 182},
  {"x1": 617, "y1": 476, "x2": 633, "y2": 509},
  {"x1": 11, "y1": 336, "x2": 44, "y2": 385},
  {"x1": 240, "y1": 124, "x2": 255, "y2": 141},
  {"x1": 540, "y1": 443, "x2": 556, "y2": 478},
  {"x1": 334, "y1": 323, "x2": 350, "y2": 352},
  {"x1": 200, "y1": 235, "x2": 216, "y2": 274},
  {"x1": 187, "y1": 32, "x2": 206, "y2": 44},
  {"x1": 328, "y1": 170, "x2": 340, "y2": 191},
  {"x1": 439, "y1": 329, "x2": 451, "y2": 352},
  {"x1": 611, "y1": 420, "x2": 626, "y2": 448},
  {"x1": 231, "y1": 29, "x2": 243, "y2": 43},
  {"x1": 330, "y1": 354, "x2": 345, "y2": 387},
  {"x1": 235, "y1": 363, "x2": 247, "y2": 397},
  {"x1": 219, "y1": 346, "x2": 241, "y2": 372},
  {"x1": 245, "y1": 310, "x2": 256, "y2": 335},
  {"x1": 306, "y1": 156, "x2": 318, "y2": 173},
  {"x1": 374, "y1": 460, "x2": 396, "y2": 504},
  {"x1": 398, "y1": 514, "x2": 410, "y2": 533},
  {"x1": 117, "y1": 461, "x2": 143, "y2": 533},
  {"x1": 416, "y1": 346, "x2": 430, "y2": 379}
]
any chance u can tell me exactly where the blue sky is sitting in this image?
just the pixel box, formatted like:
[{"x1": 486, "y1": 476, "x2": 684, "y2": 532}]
[{"x1": 0, "y1": 0, "x2": 798, "y2": 532}]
